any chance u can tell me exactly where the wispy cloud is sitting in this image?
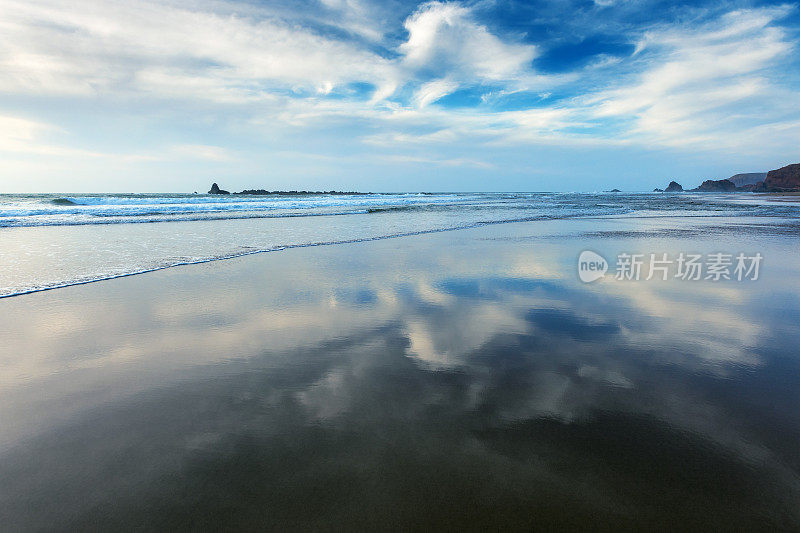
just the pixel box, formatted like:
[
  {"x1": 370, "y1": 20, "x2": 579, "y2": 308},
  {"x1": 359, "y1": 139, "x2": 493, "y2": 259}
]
[
  {"x1": 169, "y1": 144, "x2": 236, "y2": 162},
  {"x1": 0, "y1": 0, "x2": 396, "y2": 99},
  {"x1": 413, "y1": 79, "x2": 460, "y2": 108},
  {"x1": 377, "y1": 153, "x2": 493, "y2": 168},
  {"x1": 0, "y1": 114, "x2": 111, "y2": 158},
  {"x1": 589, "y1": 6, "x2": 799, "y2": 149}
]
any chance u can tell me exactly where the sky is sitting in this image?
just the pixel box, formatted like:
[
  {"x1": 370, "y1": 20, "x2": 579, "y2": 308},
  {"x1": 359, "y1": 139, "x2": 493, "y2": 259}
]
[{"x1": 1, "y1": 0, "x2": 799, "y2": 192}]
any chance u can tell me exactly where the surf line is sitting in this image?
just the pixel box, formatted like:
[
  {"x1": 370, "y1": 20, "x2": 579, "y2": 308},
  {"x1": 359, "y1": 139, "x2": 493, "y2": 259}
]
[{"x1": 0, "y1": 215, "x2": 560, "y2": 298}]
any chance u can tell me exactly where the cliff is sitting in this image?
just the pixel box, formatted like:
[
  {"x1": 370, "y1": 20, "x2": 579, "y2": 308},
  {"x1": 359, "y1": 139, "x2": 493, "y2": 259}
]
[
  {"x1": 764, "y1": 164, "x2": 800, "y2": 191},
  {"x1": 728, "y1": 173, "x2": 766, "y2": 187}
]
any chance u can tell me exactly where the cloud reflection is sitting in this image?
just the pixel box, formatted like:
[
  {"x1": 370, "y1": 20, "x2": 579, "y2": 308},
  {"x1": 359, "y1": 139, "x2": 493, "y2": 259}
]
[{"x1": 1, "y1": 221, "x2": 799, "y2": 528}]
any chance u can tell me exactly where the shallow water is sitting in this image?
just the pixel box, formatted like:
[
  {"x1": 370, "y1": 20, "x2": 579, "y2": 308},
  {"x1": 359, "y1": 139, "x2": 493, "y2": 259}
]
[
  {"x1": 2, "y1": 191, "x2": 799, "y2": 297},
  {"x1": 1, "y1": 217, "x2": 798, "y2": 529}
]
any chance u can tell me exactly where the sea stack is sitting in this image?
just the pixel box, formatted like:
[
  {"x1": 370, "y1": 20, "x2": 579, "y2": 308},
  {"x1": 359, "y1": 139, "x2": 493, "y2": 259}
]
[
  {"x1": 209, "y1": 182, "x2": 230, "y2": 195},
  {"x1": 665, "y1": 181, "x2": 683, "y2": 192}
]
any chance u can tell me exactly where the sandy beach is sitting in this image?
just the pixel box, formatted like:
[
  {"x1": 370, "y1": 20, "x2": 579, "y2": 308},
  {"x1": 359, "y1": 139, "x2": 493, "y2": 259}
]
[{"x1": 2, "y1": 215, "x2": 799, "y2": 530}]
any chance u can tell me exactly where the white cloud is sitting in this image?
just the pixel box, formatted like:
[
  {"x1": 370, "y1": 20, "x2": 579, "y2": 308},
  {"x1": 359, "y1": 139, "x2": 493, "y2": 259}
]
[
  {"x1": 0, "y1": 0, "x2": 559, "y2": 140},
  {"x1": 0, "y1": 114, "x2": 231, "y2": 162},
  {"x1": 0, "y1": 0, "x2": 543, "y2": 110},
  {"x1": 413, "y1": 78, "x2": 460, "y2": 107},
  {"x1": 0, "y1": 115, "x2": 49, "y2": 142},
  {"x1": 0, "y1": 0, "x2": 396, "y2": 99},
  {"x1": 589, "y1": 7, "x2": 799, "y2": 150},
  {"x1": 400, "y1": 1, "x2": 538, "y2": 81}
]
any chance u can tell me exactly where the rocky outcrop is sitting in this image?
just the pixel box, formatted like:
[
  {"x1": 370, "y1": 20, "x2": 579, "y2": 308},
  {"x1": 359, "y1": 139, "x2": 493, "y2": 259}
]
[
  {"x1": 764, "y1": 163, "x2": 800, "y2": 191},
  {"x1": 205, "y1": 184, "x2": 366, "y2": 195},
  {"x1": 653, "y1": 188, "x2": 664, "y2": 192},
  {"x1": 729, "y1": 172, "x2": 766, "y2": 187},
  {"x1": 209, "y1": 183, "x2": 230, "y2": 194},
  {"x1": 235, "y1": 189, "x2": 362, "y2": 195},
  {"x1": 693, "y1": 179, "x2": 736, "y2": 192},
  {"x1": 655, "y1": 165, "x2": 798, "y2": 193}
]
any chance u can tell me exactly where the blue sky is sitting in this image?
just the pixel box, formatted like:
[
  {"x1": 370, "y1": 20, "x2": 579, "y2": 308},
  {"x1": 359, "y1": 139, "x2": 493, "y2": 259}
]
[{"x1": 1, "y1": 0, "x2": 799, "y2": 192}]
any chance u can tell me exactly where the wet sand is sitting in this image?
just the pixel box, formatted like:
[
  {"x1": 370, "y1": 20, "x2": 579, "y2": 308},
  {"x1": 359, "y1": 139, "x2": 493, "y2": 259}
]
[{"x1": 1, "y1": 216, "x2": 799, "y2": 530}]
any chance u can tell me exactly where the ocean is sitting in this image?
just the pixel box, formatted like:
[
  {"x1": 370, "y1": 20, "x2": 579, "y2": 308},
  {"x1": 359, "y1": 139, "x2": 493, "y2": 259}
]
[{"x1": 1, "y1": 191, "x2": 797, "y2": 298}]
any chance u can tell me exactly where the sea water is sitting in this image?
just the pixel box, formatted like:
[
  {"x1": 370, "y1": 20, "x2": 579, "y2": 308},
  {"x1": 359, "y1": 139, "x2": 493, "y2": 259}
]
[{"x1": 1, "y1": 191, "x2": 798, "y2": 297}]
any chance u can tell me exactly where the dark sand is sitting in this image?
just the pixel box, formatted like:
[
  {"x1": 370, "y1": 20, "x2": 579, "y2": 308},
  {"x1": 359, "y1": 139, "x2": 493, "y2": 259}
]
[{"x1": 1, "y1": 217, "x2": 799, "y2": 530}]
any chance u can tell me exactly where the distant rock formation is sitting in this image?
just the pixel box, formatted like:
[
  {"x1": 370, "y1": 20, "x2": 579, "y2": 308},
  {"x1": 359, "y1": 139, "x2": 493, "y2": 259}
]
[
  {"x1": 657, "y1": 165, "x2": 799, "y2": 194},
  {"x1": 728, "y1": 172, "x2": 766, "y2": 187},
  {"x1": 209, "y1": 183, "x2": 230, "y2": 194},
  {"x1": 693, "y1": 179, "x2": 736, "y2": 192},
  {"x1": 235, "y1": 189, "x2": 362, "y2": 195},
  {"x1": 205, "y1": 183, "x2": 366, "y2": 195},
  {"x1": 606, "y1": 189, "x2": 621, "y2": 192},
  {"x1": 653, "y1": 188, "x2": 664, "y2": 192},
  {"x1": 764, "y1": 163, "x2": 800, "y2": 191}
]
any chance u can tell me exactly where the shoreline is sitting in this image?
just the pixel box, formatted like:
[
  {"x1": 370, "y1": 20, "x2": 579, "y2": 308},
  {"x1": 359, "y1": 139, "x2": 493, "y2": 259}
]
[{"x1": 4, "y1": 211, "x2": 799, "y2": 299}]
